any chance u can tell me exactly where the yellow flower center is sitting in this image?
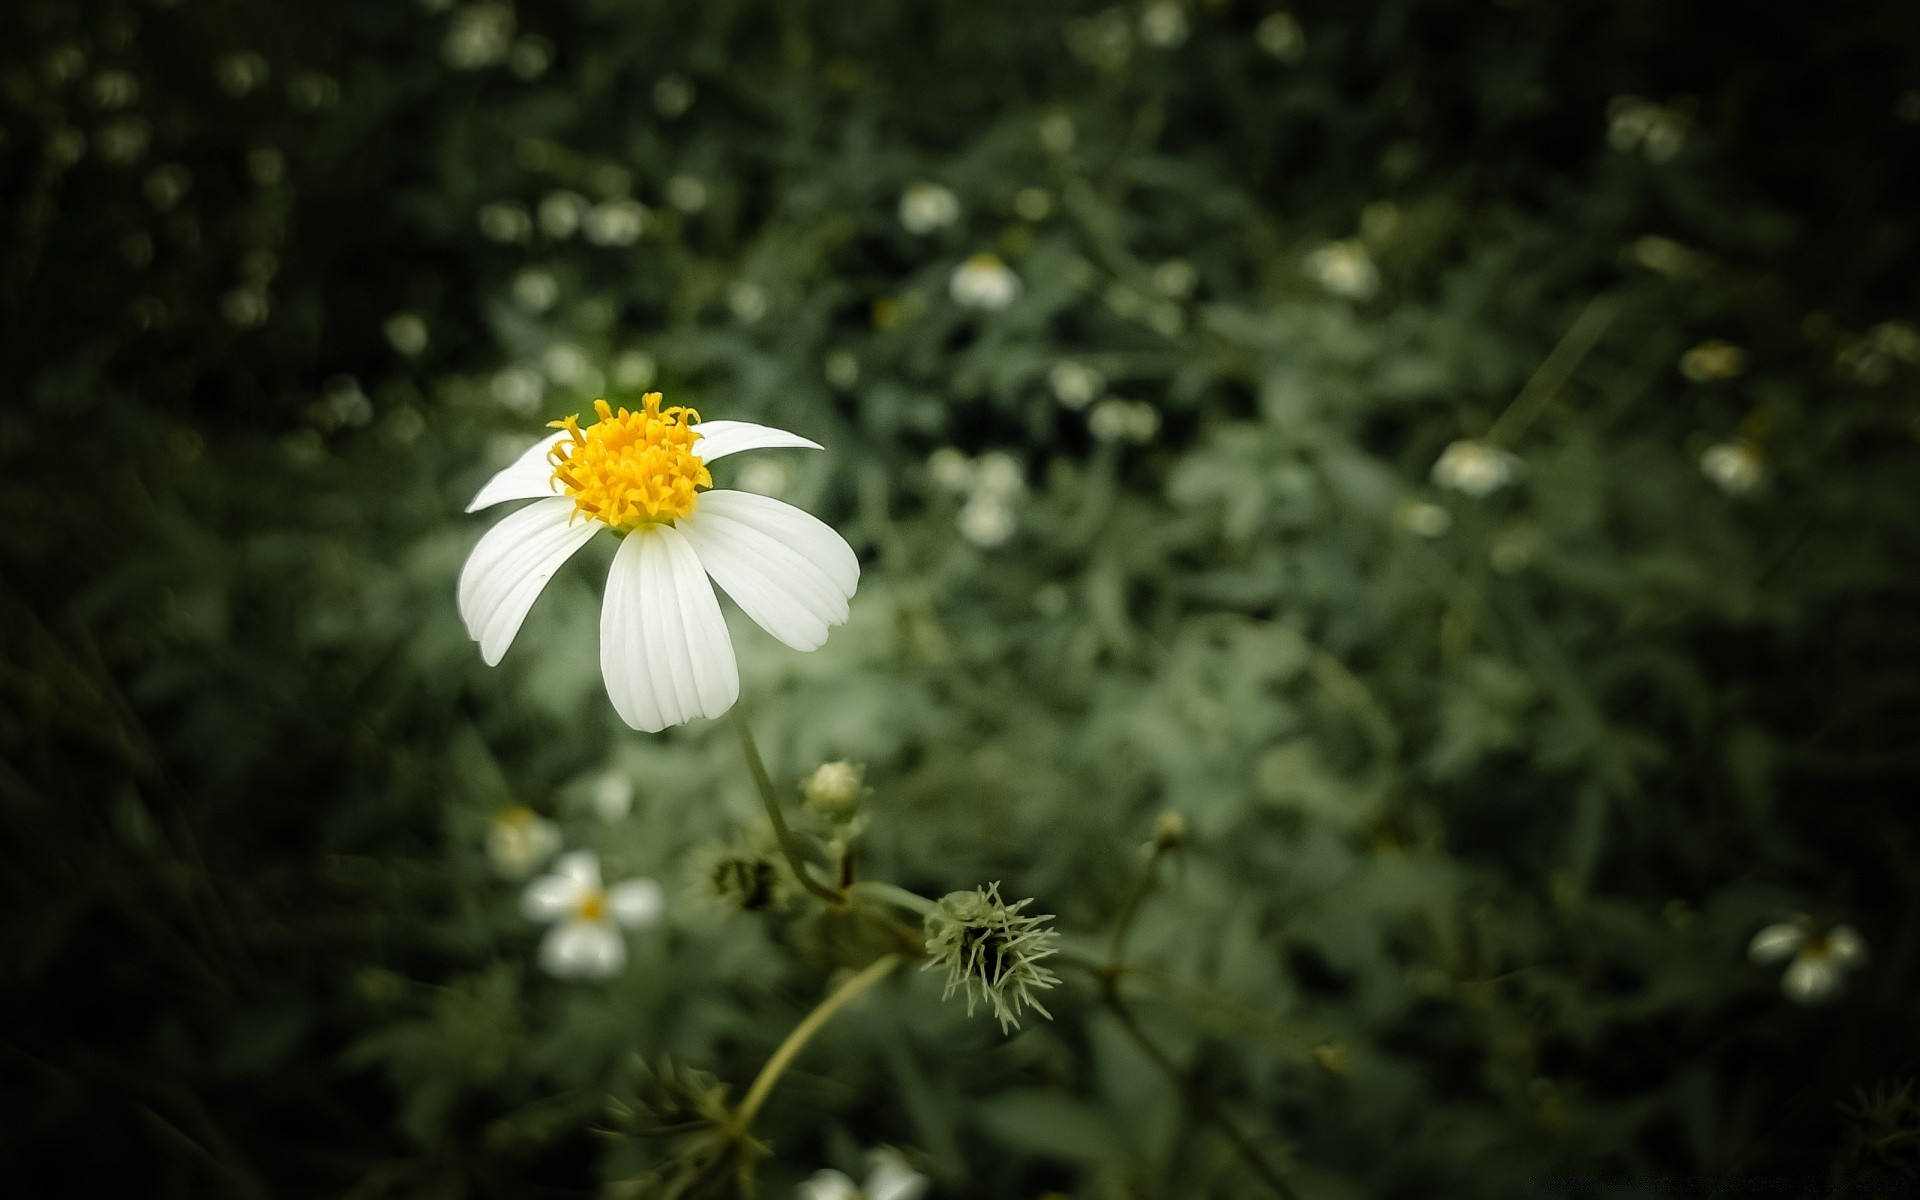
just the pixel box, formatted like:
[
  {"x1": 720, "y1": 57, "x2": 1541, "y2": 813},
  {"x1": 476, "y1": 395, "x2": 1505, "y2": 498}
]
[
  {"x1": 574, "y1": 888, "x2": 609, "y2": 924},
  {"x1": 549, "y1": 394, "x2": 711, "y2": 529}
]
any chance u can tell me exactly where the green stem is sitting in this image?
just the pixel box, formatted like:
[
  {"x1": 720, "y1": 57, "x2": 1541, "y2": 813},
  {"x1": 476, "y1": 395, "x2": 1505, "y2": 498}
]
[
  {"x1": 1105, "y1": 997, "x2": 1297, "y2": 1200},
  {"x1": 1107, "y1": 842, "x2": 1170, "y2": 967},
  {"x1": 1485, "y1": 294, "x2": 1617, "y2": 448},
  {"x1": 850, "y1": 880, "x2": 942, "y2": 921},
  {"x1": 729, "y1": 709, "x2": 844, "y2": 905},
  {"x1": 733, "y1": 954, "x2": 900, "y2": 1130}
]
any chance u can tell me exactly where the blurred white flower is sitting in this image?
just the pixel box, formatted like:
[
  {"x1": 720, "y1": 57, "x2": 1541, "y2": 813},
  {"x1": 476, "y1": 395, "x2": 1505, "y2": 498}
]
[
  {"x1": 91, "y1": 69, "x2": 139, "y2": 109},
  {"x1": 512, "y1": 268, "x2": 559, "y2": 312},
  {"x1": 1140, "y1": 1, "x2": 1189, "y2": 48},
  {"x1": 1256, "y1": 12, "x2": 1306, "y2": 61},
  {"x1": 928, "y1": 447, "x2": 974, "y2": 493},
  {"x1": 461, "y1": 395, "x2": 858, "y2": 731},
  {"x1": 1431, "y1": 439, "x2": 1520, "y2": 497},
  {"x1": 222, "y1": 287, "x2": 270, "y2": 328},
  {"x1": 490, "y1": 366, "x2": 543, "y2": 415},
  {"x1": 800, "y1": 1148, "x2": 929, "y2": 1200},
  {"x1": 521, "y1": 851, "x2": 663, "y2": 979},
  {"x1": 443, "y1": 3, "x2": 515, "y2": 70},
  {"x1": 958, "y1": 496, "x2": 1017, "y2": 548},
  {"x1": 537, "y1": 190, "x2": 587, "y2": 239},
  {"x1": 97, "y1": 117, "x2": 150, "y2": 165},
  {"x1": 583, "y1": 199, "x2": 647, "y2": 246},
  {"x1": 1606, "y1": 96, "x2": 1688, "y2": 163},
  {"x1": 1305, "y1": 239, "x2": 1379, "y2": 300},
  {"x1": 1049, "y1": 361, "x2": 1104, "y2": 410},
  {"x1": 1679, "y1": 339, "x2": 1746, "y2": 383},
  {"x1": 543, "y1": 343, "x2": 593, "y2": 386},
  {"x1": 507, "y1": 36, "x2": 550, "y2": 80},
  {"x1": 611, "y1": 349, "x2": 657, "y2": 391},
  {"x1": 145, "y1": 164, "x2": 191, "y2": 211},
  {"x1": 899, "y1": 182, "x2": 960, "y2": 235},
  {"x1": 477, "y1": 201, "x2": 532, "y2": 244},
  {"x1": 590, "y1": 774, "x2": 634, "y2": 823},
  {"x1": 1013, "y1": 187, "x2": 1052, "y2": 221},
  {"x1": 972, "y1": 451, "x2": 1024, "y2": 499},
  {"x1": 727, "y1": 281, "x2": 769, "y2": 323},
  {"x1": 1089, "y1": 398, "x2": 1159, "y2": 443},
  {"x1": 287, "y1": 71, "x2": 340, "y2": 111},
  {"x1": 950, "y1": 253, "x2": 1019, "y2": 310},
  {"x1": 1397, "y1": 499, "x2": 1453, "y2": 538},
  {"x1": 384, "y1": 313, "x2": 429, "y2": 357},
  {"x1": 1749, "y1": 917, "x2": 1866, "y2": 1005},
  {"x1": 1700, "y1": 439, "x2": 1765, "y2": 495},
  {"x1": 215, "y1": 51, "x2": 269, "y2": 97},
  {"x1": 487, "y1": 806, "x2": 560, "y2": 878}
]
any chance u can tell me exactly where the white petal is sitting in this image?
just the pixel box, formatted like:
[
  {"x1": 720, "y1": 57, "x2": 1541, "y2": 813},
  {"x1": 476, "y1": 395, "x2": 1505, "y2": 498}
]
[
  {"x1": 691, "y1": 420, "x2": 822, "y2": 463},
  {"x1": 608, "y1": 878, "x2": 665, "y2": 928},
  {"x1": 798, "y1": 1171, "x2": 860, "y2": 1200},
  {"x1": 1746, "y1": 922, "x2": 1805, "y2": 965},
  {"x1": 676, "y1": 492, "x2": 858, "y2": 651},
  {"x1": 1826, "y1": 925, "x2": 1868, "y2": 967},
  {"x1": 521, "y1": 873, "x2": 584, "y2": 923},
  {"x1": 553, "y1": 850, "x2": 601, "y2": 890},
  {"x1": 1782, "y1": 956, "x2": 1842, "y2": 1004},
  {"x1": 457, "y1": 498, "x2": 598, "y2": 665},
  {"x1": 600, "y1": 525, "x2": 740, "y2": 732},
  {"x1": 539, "y1": 921, "x2": 625, "y2": 979},
  {"x1": 865, "y1": 1149, "x2": 930, "y2": 1200},
  {"x1": 467, "y1": 431, "x2": 569, "y2": 512}
]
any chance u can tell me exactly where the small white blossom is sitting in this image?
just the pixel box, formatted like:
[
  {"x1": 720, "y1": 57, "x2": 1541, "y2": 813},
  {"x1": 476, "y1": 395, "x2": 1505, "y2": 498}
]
[
  {"x1": 1049, "y1": 361, "x2": 1105, "y2": 409},
  {"x1": 442, "y1": 3, "x2": 514, "y2": 70},
  {"x1": 1606, "y1": 96, "x2": 1688, "y2": 163},
  {"x1": 590, "y1": 773, "x2": 634, "y2": 823},
  {"x1": 543, "y1": 343, "x2": 593, "y2": 386},
  {"x1": 1398, "y1": 499, "x2": 1453, "y2": 538},
  {"x1": 1305, "y1": 239, "x2": 1379, "y2": 300},
  {"x1": 583, "y1": 199, "x2": 646, "y2": 246},
  {"x1": 898, "y1": 182, "x2": 960, "y2": 235},
  {"x1": 486, "y1": 806, "x2": 560, "y2": 878},
  {"x1": 958, "y1": 496, "x2": 1017, "y2": 547},
  {"x1": 727, "y1": 281, "x2": 768, "y2": 323},
  {"x1": 521, "y1": 851, "x2": 663, "y2": 979},
  {"x1": 1679, "y1": 340, "x2": 1746, "y2": 383},
  {"x1": 511, "y1": 268, "x2": 559, "y2": 312},
  {"x1": 1431, "y1": 439, "x2": 1520, "y2": 497},
  {"x1": 928, "y1": 447, "x2": 974, "y2": 494},
  {"x1": 610, "y1": 349, "x2": 657, "y2": 391},
  {"x1": 477, "y1": 201, "x2": 532, "y2": 244},
  {"x1": 490, "y1": 366, "x2": 543, "y2": 415},
  {"x1": 1256, "y1": 12, "x2": 1306, "y2": 61},
  {"x1": 1700, "y1": 440, "x2": 1764, "y2": 495},
  {"x1": 800, "y1": 1148, "x2": 929, "y2": 1200},
  {"x1": 507, "y1": 37, "x2": 550, "y2": 80},
  {"x1": 1089, "y1": 398, "x2": 1160, "y2": 443},
  {"x1": 664, "y1": 174, "x2": 708, "y2": 213},
  {"x1": 537, "y1": 190, "x2": 587, "y2": 239},
  {"x1": 1749, "y1": 916, "x2": 1866, "y2": 1005},
  {"x1": 950, "y1": 253, "x2": 1020, "y2": 310},
  {"x1": 1140, "y1": 1, "x2": 1189, "y2": 48},
  {"x1": 651, "y1": 74, "x2": 694, "y2": 117}
]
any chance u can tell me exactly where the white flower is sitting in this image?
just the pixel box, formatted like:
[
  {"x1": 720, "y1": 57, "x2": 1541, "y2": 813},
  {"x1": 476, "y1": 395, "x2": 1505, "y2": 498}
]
[
  {"x1": 537, "y1": 190, "x2": 587, "y2": 239},
  {"x1": 1049, "y1": 361, "x2": 1104, "y2": 410},
  {"x1": 385, "y1": 313, "x2": 429, "y2": 357},
  {"x1": 487, "y1": 806, "x2": 560, "y2": 878},
  {"x1": 1088, "y1": 398, "x2": 1159, "y2": 443},
  {"x1": 950, "y1": 253, "x2": 1019, "y2": 310},
  {"x1": 1700, "y1": 439, "x2": 1765, "y2": 495},
  {"x1": 521, "y1": 851, "x2": 663, "y2": 979},
  {"x1": 590, "y1": 773, "x2": 634, "y2": 823},
  {"x1": 1256, "y1": 12, "x2": 1306, "y2": 61},
  {"x1": 1431, "y1": 439, "x2": 1521, "y2": 497},
  {"x1": 583, "y1": 199, "x2": 647, "y2": 246},
  {"x1": 1140, "y1": 1, "x2": 1189, "y2": 48},
  {"x1": 799, "y1": 1148, "x2": 929, "y2": 1200},
  {"x1": 957, "y1": 496, "x2": 1017, "y2": 548},
  {"x1": 1749, "y1": 917, "x2": 1867, "y2": 1005},
  {"x1": 898, "y1": 182, "x2": 960, "y2": 235},
  {"x1": 1397, "y1": 499, "x2": 1453, "y2": 538},
  {"x1": 458, "y1": 393, "x2": 860, "y2": 732},
  {"x1": 1305, "y1": 239, "x2": 1379, "y2": 300}
]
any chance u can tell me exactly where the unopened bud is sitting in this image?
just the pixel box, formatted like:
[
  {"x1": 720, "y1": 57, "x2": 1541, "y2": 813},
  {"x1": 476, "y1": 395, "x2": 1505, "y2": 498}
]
[{"x1": 802, "y1": 760, "x2": 864, "y2": 822}]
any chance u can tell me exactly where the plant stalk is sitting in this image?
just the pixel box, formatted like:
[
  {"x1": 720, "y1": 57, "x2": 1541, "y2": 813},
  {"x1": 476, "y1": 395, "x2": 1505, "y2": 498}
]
[
  {"x1": 728, "y1": 709, "x2": 844, "y2": 905},
  {"x1": 733, "y1": 954, "x2": 900, "y2": 1131}
]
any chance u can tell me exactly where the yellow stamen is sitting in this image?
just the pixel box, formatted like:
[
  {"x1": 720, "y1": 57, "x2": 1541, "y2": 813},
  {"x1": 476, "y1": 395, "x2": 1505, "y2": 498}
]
[
  {"x1": 575, "y1": 888, "x2": 609, "y2": 923},
  {"x1": 548, "y1": 393, "x2": 711, "y2": 529}
]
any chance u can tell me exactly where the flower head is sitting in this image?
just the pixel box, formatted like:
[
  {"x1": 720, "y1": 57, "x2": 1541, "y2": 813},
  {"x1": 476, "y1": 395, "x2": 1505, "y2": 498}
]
[
  {"x1": 685, "y1": 829, "x2": 791, "y2": 917},
  {"x1": 800, "y1": 1148, "x2": 929, "y2": 1200},
  {"x1": 1431, "y1": 439, "x2": 1521, "y2": 497},
  {"x1": 802, "y1": 761, "x2": 866, "y2": 824},
  {"x1": 521, "y1": 850, "x2": 663, "y2": 979},
  {"x1": 950, "y1": 253, "x2": 1020, "y2": 310},
  {"x1": 1701, "y1": 439, "x2": 1765, "y2": 496},
  {"x1": 1305, "y1": 239, "x2": 1379, "y2": 300},
  {"x1": 924, "y1": 883, "x2": 1060, "y2": 1032},
  {"x1": 458, "y1": 391, "x2": 860, "y2": 732},
  {"x1": 486, "y1": 805, "x2": 561, "y2": 878},
  {"x1": 898, "y1": 182, "x2": 960, "y2": 235},
  {"x1": 1749, "y1": 915, "x2": 1867, "y2": 1004}
]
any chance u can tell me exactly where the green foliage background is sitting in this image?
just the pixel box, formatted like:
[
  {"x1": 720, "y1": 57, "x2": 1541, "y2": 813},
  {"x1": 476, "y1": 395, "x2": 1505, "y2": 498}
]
[{"x1": 5, "y1": 0, "x2": 1920, "y2": 1196}]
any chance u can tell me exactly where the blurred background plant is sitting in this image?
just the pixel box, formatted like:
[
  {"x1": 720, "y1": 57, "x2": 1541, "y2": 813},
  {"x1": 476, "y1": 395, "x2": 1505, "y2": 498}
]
[{"x1": 4, "y1": 0, "x2": 1920, "y2": 1196}]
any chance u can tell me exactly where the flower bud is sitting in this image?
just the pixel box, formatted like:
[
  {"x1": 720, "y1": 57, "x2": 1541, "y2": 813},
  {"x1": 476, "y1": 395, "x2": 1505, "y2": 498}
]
[
  {"x1": 1152, "y1": 809, "x2": 1188, "y2": 851},
  {"x1": 802, "y1": 761, "x2": 865, "y2": 823}
]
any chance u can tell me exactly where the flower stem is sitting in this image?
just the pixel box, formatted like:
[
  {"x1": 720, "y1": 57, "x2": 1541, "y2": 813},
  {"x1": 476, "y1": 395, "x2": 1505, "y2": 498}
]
[
  {"x1": 849, "y1": 880, "x2": 941, "y2": 921},
  {"x1": 1105, "y1": 995, "x2": 1297, "y2": 1200},
  {"x1": 1107, "y1": 840, "x2": 1172, "y2": 967},
  {"x1": 728, "y1": 709, "x2": 844, "y2": 906},
  {"x1": 733, "y1": 954, "x2": 900, "y2": 1131},
  {"x1": 1485, "y1": 294, "x2": 1617, "y2": 448}
]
